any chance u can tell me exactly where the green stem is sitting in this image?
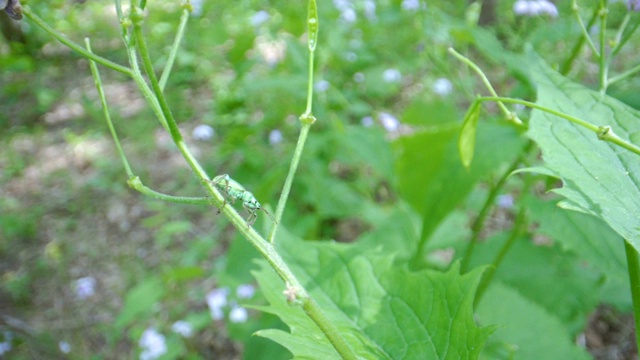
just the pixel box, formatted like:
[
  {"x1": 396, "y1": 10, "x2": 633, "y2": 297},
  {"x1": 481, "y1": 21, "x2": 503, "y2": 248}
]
[
  {"x1": 159, "y1": 1, "x2": 191, "y2": 91},
  {"x1": 127, "y1": 176, "x2": 212, "y2": 204},
  {"x1": 598, "y1": 0, "x2": 608, "y2": 94},
  {"x1": 560, "y1": 5, "x2": 599, "y2": 75},
  {"x1": 130, "y1": 7, "x2": 354, "y2": 358},
  {"x1": 460, "y1": 142, "x2": 532, "y2": 273},
  {"x1": 571, "y1": 0, "x2": 599, "y2": 57},
  {"x1": 267, "y1": 123, "x2": 311, "y2": 243},
  {"x1": 268, "y1": 0, "x2": 319, "y2": 244},
  {"x1": 475, "y1": 206, "x2": 527, "y2": 306},
  {"x1": 610, "y1": 13, "x2": 630, "y2": 55},
  {"x1": 477, "y1": 96, "x2": 640, "y2": 156},
  {"x1": 22, "y1": 6, "x2": 132, "y2": 76},
  {"x1": 624, "y1": 240, "x2": 640, "y2": 354},
  {"x1": 85, "y1": 38, "x2": 133, "y2": 177},
  {"x1": 302, "y1": 297, "x2": 358, "y2": 360},
  {"x1": 448, "y1": 48, "x2": 523, "y2": 126},
  {"x1": 607, "y1": 62, "x2": 640, "y2": 86}
]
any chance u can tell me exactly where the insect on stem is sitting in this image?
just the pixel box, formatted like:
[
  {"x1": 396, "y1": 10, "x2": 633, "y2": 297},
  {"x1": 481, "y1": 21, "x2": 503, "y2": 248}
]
[{"x1": 209, "y1": 174, "x2": 277, "y2": 229}]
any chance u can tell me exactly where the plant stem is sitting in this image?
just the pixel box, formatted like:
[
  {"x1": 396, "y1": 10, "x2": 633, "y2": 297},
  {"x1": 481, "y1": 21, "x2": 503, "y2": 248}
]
[
  {"x1": 22, "y1": 6, "x2": 132, "y2": 76},
  {"x1": 448, "y1": 47, "x2": 523, "y2": 127},
  {"x1": 477, "y1": 96, "x2": 640, "y2": 156},
  {"x1": 460, "y1": 142, "x2": 532, "y2": 273},
  {"x1": 268, "y1": 0, "x2": 318, "y2": 244},
  {"x1": 127, "y1": 176, "x2": 213, "y2": 205},
  {"x1": 560, "y1": 5, "x2": 599, "y2": 75},
  {"x1": 267, "y1": 123, "x2": 311, "y2": 243},
  {"x1": 86, "y1": 38, "x2": 134, "y2": 178},
  {"x1": 475, "y1": 206, "x2": 527, "y2": 306},
  {"x1": 598, "y1": 0, "x2": 609, "y2": 94},
  {"x1": 159, "y1": 1, "x2": 191, "y2": 91},
  {"x1": 130, "y1": 6, "x2": 355, "y2": 358},
  {"x1": 302, "y1": 297, "x2": 358, "y2": 360},
  {"x1": 571, "y1": 0, "x2": 599, "y2": 57},
  {"x1": 607, "y1": 62, "x2": 640, "y2": 87},
  {"x1": 624, "y1": 240, "x2": 640, "y2": 354}
]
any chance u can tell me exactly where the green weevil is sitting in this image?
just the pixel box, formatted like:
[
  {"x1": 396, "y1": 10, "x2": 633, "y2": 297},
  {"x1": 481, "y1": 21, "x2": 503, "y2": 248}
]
[{"x1": 209, "y1": 174, "x2": 276, "y2": 227}]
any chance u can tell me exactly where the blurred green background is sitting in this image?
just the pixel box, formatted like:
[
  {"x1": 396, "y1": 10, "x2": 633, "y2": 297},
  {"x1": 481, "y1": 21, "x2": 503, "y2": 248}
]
[{"x1": 2, "y1": 0, "x2": 640, "y2": 358}]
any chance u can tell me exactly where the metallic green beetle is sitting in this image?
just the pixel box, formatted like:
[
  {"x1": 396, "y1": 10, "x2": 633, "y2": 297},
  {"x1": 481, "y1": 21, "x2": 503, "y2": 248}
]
[{"x1": 210, "y1": 174, "x2": 276, "y2": 227}]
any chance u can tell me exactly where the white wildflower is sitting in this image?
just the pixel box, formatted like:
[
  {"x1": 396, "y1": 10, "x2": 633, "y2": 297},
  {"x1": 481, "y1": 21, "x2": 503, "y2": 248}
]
[
  {"x1": 269, "y1": 129, "x2": 283, "y2": 146},
  {"x1": 432, "y1": 78, "x2": 453, "y2": 96},
  {"x1": 382, "y1": 68, "x2": 402, "y2": 83},
  {"x1": 236, "y1": 284, "x2": 256, "y2": 299},
  {"x1": 75, "y1": 277, "x2": 96, "y2": 300},
  {"x1": 171, "y1": 321, "x2": 193, "y2": 338},
  {"x1": 192, "y1": 124, "x2": 215, "y2": 141},
  {"x1": 229, "y1": 305, "x2": 249, "y2": 323},
  {"x1": 139, "y1": 328, "x2": 167, "y2": 360}
]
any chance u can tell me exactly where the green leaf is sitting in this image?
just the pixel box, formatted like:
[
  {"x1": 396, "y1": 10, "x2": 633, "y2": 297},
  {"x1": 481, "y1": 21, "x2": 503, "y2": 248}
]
[
  {"x1": 477, "y1": 282, "x2": 592, "y2": 360},
  {"x1": 396, "y1": 121, "x2": 525, "y2": 248},
  {"x1": 115, "y1": 277, "x2": 165, "y2": 329},
  {"x1": 525, "y1": 51, "x2": 640, "y2": 250},
  {"x1": 459, "y1": 100, "x2": 481, "y2": 168},
  {"x1": 526, "y1": 196, "x2": 630, "y2": 309},
  {"x1": 253, "y1": 231, "x2": 494, "y2": 359}
]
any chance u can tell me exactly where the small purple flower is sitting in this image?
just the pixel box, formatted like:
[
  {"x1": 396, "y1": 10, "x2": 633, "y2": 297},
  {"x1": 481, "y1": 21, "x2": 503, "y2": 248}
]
[
  {"x1": 75, "y1": 277, "x2": 96, "y2": 300},
  {"x1": 251, "y1": 10, "x2": 270, "y2": 27},
  {"x1": 206, "y1": 287, "x2": 229, "y2": 320},
  {"x1": 314, "y1": 80, "x2": 330, "y2": 92},
  {"x1": 433, "y1": 78, "x2": 453, "y2": 96},
  {"x1": 364, "y1": 0, "x2": 377, "y2": 21},
  {"x1": 0, "y1": 332, "x2": 12, "y2": 356},
  {"x1": 382, "y1": 69, "x2": 402, "y2": 83},
  {"x1": 190, "y1": 0, "x2": 203, "y2": 17},
  {"x1": 496, "y1": 194, "x2": 514, "y2": 209},
  {"x1": 269, "y1": 129, "x2": 283, "y2": 146},
  {"x1": 379, "y1": 113, "x2": 400, "y2": 132},
  {"x1": 629, "y1": 0, "x2": 640, "y2": 11},
  {"x1": 236, "y1": 284, "x2": 256, "y2": 299},
  {"x1": 171, "y1": 321, "x2": 193, "y2": 338},
  {"x1": 513, "y1": 0, "x2": 558, "y2": 17},
  {"x1": 401, "y1": 0, "x2": 421, "y2": 11},
  {"x1": 192, "y1": 124, "x2": 215, "y2": 141},
  {"x1": 229, "y1": 305, "x2": 249, "y2": 323},
  {"x1": 361, "y1": 116, "x2": 374, "y2": 127},
  {"x1": 59, "y1": 341, "x2": 71, "y2": 354},
  {"x1": 139, "y1": 328, "x2": 167, "y2": 360}
]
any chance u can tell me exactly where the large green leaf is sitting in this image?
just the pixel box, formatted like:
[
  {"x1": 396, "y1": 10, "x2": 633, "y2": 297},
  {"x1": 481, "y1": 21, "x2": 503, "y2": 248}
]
[
  {"x1": 395, "y1": 121, "x2": 525, "y2": 254},
  {"x1": 526, "y1": 196, "x2": 630, "y2": 309},
  {"x1": 525, "y1": 52, "x2": 640, "y2": 250},
  {"x1": 253, "y1": 231, "x2": 494, "y2": 359},
  {"x1": 477, "y1": 282, "x2": 592, "y2": 360}
]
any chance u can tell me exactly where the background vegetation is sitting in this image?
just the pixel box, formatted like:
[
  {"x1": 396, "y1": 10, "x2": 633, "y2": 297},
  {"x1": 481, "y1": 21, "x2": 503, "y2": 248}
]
[{"x1": 1, "y1": 0, "x2": 640, "y2": 359}]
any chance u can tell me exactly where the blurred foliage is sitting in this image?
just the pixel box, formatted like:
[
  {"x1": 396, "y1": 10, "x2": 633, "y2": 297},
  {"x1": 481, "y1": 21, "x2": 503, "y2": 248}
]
[{"x1": 1, "y1": 0, "x2": 640, "y2": 359}]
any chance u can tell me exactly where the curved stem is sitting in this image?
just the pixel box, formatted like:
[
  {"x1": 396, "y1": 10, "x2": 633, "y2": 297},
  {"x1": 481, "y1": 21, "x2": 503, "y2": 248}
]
[
  {"x1": 561, "y1": 5, "x2": 599, "y2": 75},
  {"x1": 159, "y1": 1, "x2": 191, "y2": 91},
  {"x1": 461, "y1": 141, "x2": 533, "y2": 273},
  {"x1": 22, "y1": 6, "x2": 132, "y2": 76},
  {"x1": 477, "y1": 96, "x2": 640, "y2": 156},
  {"x1": 448, "y1": 48, "x2": 522, "y2": 126},
  {"x1": 475, "y1": 206, "x2": 528, "y2": 306},
  {"x1": 86, "y1": 38, "x2": 134, "y2": 178}
]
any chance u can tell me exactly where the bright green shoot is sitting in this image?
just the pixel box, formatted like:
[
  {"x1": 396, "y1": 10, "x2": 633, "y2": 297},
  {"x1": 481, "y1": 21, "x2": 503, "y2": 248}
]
[{"x1": 210, "y1": 174, "x2": 276, "y2": 228}]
